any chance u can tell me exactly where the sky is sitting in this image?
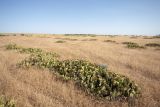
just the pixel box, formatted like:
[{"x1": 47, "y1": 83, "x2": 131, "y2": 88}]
[{"x1": 0, "y1": 0, "x2": 160, "y2": 35}]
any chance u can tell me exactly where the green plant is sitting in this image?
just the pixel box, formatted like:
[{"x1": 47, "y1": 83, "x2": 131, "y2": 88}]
[
  {"x1": 6, "y1": 43, "x2": 21, "y2": 50},
  {"x1": 18, "y1": 56, "x2": 141, "y2": 99},
  {"x1": 18, "y1": 52, "x2": 59, "y2": 69},
  {"x1": 145, "y1": 43, "x2": 160, "y2": 47},
  {"x1": 6, "y1": 44, "x2": 141, "y2": 101},
  {"x1": 0, "y1": 96, "x2": 15, "y2": 107},
  {"x1": 55, "y1": 40, "x2": 66, "y2": 43},
  {"x1": 5, "y1": 43, "x2": 59, "y2": 57},
  {"x1": 122, "y1": 42, "x2": 145, "y2": 49},
  {"x1": 0, "y1": 34, "x2": 8, "y2": 36},
  {"x1": 104, "y1": 40, "x2": 116, "y2": 43}
]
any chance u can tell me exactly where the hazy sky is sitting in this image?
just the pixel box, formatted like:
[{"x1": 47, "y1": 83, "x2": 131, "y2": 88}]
[{"x1": 0, "y1": 0, "x2": 160, "y2": 35}]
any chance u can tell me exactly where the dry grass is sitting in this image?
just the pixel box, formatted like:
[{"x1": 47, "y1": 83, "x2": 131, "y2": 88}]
[{"x1": 0, "y1": 35, "x2": 160, "y2": 107}]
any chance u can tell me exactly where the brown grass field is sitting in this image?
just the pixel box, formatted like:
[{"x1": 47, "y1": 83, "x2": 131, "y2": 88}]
[{"x1": 0, "y1": 34, "x2": 160, "y2": 107}]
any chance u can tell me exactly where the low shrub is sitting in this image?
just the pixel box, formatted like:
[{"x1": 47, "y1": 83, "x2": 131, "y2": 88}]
[
  {"x1": 104, "y1": 40, "x2": 116, "y2": 43},
  {"x1": 122, "y1": 42, "x2": 136, "y2": 45},
  {"x1": 143, "y1": 37, "x2": 153, "y2": 39},
  {"x1": 90, "y1": 35, "x2": 96, "y2": 37},
  {"x1": 62, "y1": 38, "x2": 77, "y2": 41},
  {"x1": 153, "y1": 35, "x2": 160, "y2": 38},
  {"x1": 6, "y1": 43, "x2": 21, "y2": 50},
  {"x1": 18, "y1": 55, "x2": 140, "y2": 100},
  {"x1": 55, "y1": 40, "x2": 66, "y2": 43},
  {"x1": 130, "y1": 36, "x2": 138, "y2": 39},
  {"x1": 21, "y1": 34, "x2": 25, "y2": 36},
  {"x1": 88, "y1": 39, "x2": 97, "y2": 41},
  {"x1": 0, "y1": 34, "x2": 8, "y2": 36},
  {"x1": 122, "y1": 42, "x2": 145, "y2": 49},
  {"x1": 6, "y1": 43, "x2": 43, "y2": 54},
  {"x1": 6, "y1": 44, "x2": 141, "y2": 101},
  {"x1": 0, "y1": 96, "x2": 15, "y2": 107},
  {"x1": 5, "y1": 43, "x2": 59, "y2": 56},
  {"x1": 18, "y1": 52, "x2": 59, "y2": 69},
  {"x1": 145, "y1": 43, "x2": 160, "y2": 47}
]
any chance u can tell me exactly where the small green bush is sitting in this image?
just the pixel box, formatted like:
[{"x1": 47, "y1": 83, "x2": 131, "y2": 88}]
[
  {"x1": 104, "y1": 40, "x2": 116, "y2": 43},
  {"x1": 55, "y1": 40, "x2": 66, "y2": 43},
  {"x1": 0, "y1": 96, "x2": 15, "y2": 107},
  {"x1": 6, "y1": 43, "x2": 43, "y2": 54},
  {"x1": 122, "y1": 42, "x2": 145, "y2": 49},
  {"x1": 122, "y1": 42, "x2": 136, "y2": 45},
  {"x1": 145, "y1": 43, "x2": 160, "y2": 47},
  {"x1": 5, "y1": 44, "x2": 59, "y2": 57},
  {"x1": 18, "y1": 52, "x2": 59, "y2": 68},
  {"x1": 6, "y1": 43, "x2": 21, "y2": 50}
]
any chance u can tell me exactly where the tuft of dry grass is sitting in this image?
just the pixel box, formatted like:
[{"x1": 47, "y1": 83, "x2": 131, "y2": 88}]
[{"x1": 0, "y1": 35, "x2": 160, "y2": 107}]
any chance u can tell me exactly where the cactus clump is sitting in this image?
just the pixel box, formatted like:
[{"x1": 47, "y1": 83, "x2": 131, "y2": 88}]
[{"x1": 6, "y1": 43, "x2": 141, "y2": 100}]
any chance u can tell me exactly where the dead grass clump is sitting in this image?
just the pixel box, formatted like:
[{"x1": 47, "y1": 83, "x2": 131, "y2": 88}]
[
  {"x1": 88, "y1": 39, "x2": 97, "y2": 41},
  {"x1": 145, "y1": 43, "x2": 160, "y2": 47},
  {"x1": 81, "y1": 39, "x2": 88, "y2": 41}
]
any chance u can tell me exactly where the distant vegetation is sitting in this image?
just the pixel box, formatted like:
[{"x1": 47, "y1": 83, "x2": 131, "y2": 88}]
[
  {"x1": 143, "y1": 35, "x2": 160, "y2": 39},
  {"x1": 58, "y1": 38, "x2": 77, "y2": 41},
  {"x1": 122, "y1": 42, "x2": 145, "y2": 49},
  {"x1": 130, "y1": 36, "x2": 139, "y2": 39},
  {"x1": 0, "y1": 34, "x2": 8, "y2": 36},
  {"x1": 145, "y1": 43, "x2": 160, "y2": 47},
  {"x1": 55, "y1": 40, "x2": 66, "y2": 43},
  {"x1": 103, "y1": 40, "x2": 116, "y2": 43},
  {"x1": 153, "y1": 35, "x2": 160, "y2": 38},
  {"x1": 64, "y1": 34, "x2": 97, "y2": 37},
  {"x1": 88, "y1": 39, "x2": 97, "y2": 41}
]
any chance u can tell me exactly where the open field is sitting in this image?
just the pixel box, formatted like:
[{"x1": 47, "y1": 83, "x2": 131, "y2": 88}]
[{"x1": 0, "y1": 34, "x2": 160, "y2": 107}]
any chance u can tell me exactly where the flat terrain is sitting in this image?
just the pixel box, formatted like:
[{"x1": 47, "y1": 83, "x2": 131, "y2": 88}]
[{"x1": 0, "y1": 35, "x2": 160, "y2": 107}]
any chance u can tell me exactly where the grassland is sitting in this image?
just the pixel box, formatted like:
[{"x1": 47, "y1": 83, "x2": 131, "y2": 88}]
[{"x1": 0, "y1": 34, "x2": 160, "y2": 107}]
